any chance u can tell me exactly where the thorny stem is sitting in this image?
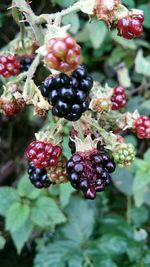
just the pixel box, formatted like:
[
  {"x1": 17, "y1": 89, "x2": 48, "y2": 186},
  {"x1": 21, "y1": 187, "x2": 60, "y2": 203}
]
[
  {"x1": 76, "y1": 120, "x2": 84, "y2": 141},
  {"x1": 25, "y1": 53, "x2": 42, "y2": 84},
  {"x1": 13, "y1": 0, "x2": 44, "y2": 45},
  {"x1": 13, "y1": 0, "x2": 83, "y2": 43},
  {"x1": 126, "y1": 196, "x2": 132, "y2": 224}
]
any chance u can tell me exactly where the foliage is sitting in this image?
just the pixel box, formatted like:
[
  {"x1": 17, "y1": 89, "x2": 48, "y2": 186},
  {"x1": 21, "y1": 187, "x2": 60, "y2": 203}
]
[{"x1": 0, "y1": 0, "x2": 150, "y2": 267}]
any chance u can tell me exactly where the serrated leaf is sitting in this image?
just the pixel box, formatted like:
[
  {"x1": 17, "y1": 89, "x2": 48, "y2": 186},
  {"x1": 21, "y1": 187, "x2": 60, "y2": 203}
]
[
  {"x1": 112, "y1": 168, "x2": 134, "y2": 196},
  {"x1": 11, "y1": 219, "x2": 33, "y2": 254},
  {"x1": 31, "y1": 196, "x2": 66, "y2": 227},
  {"x1": 34, "y1": 240, "x2": 81, "y2": 267},
  {"x1": 18, "y1": 175, "x2": 42, "y2": 200},
  {"x1": 60, "y1": 183, "x2": 75, "y2": 208},
  {"x1": 0, "y1": 236, "x2": 6, "y2": 250},
  {"x1": 60, "y1": 196, "x2": 95, "y2": 243},
  {"x1": 97, "y1": 234, "x2": 127, "y2": 257},
  {"x1": 0, "y1": 187, "x2": 19, "y2": 216},
  {"x1": 6, "y1": 202, "x2": 30, "y2": 233}
]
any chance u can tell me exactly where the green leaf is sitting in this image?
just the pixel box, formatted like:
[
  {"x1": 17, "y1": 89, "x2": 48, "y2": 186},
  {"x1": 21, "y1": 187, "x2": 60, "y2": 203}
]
[
  {"x1": 122, "y1": 0, "x2": 135, "y2": 8},
  {"x1": 0, "y1": 236, "x2": 6, "y2": 250},
  {"x1": 87, "y1": 20, "x2": 107, "y2": 49},
  {"x1": 97, "y1": 234, "x2": 127, "y2": 257},
  {"x1": 112, "y1": 168, "x2": 134, "y2": 196},
  {"x1": 59, "y1": 183, "x2": 75, "y2": 208},
  {"x1": 131, "y1": 207, "x2": 149, "y2": 227},
  {"x1": 62, "y1": 13, "x2": 80, "y2": 34},
  {"x1": 60, "y1": 196, "x2": 95, "y2": 243},
  {"x1": 138, "y1": 4, "x2": 150, "y2": 29},
  {"x1": 133, "y1": 171, "x2": 150, "y2": 207},
  {"x1": 11, "y1": 219, "x2": 33, "y2": 254},
  {"x1": 0, "y1": 187, "x2": 19, "y2": 216},
  {"x1": 135, "y1": 50, "x2": 150, "y2": 77},
  {"x1": 93, "y1": 259, "x2": 117, "y2": 267},
  {"x1": 6, "y1": 202, "x2": 30, "y2": 232},
  {"x1": 31, "y1": 196, "x2": 66, "y2": 228},
  {"x1": 34, "y1": 240, "x2": 81, "y2": 267},
  {"x1": 18, "y1": 175, "x2": 42, "y2": 200}
]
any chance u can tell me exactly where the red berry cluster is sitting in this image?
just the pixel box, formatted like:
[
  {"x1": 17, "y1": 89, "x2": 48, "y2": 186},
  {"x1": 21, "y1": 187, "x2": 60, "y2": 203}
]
[
  {"x1": 111, "y1": 86, "x2": 126, "y2": 110},
  {"x1": 26, "y1": 140, "x2": 62, "y2": 169},
  {"x1": 0, "y1": 98, "x2": 25, "y2": 117},
  {"x1": 134, "y1": 116, "x2": 150, "y2": 139},
  {"x1": 45, "y1": 35, "x2": 81, "y2": 72},
  {"x1": 66, "y1": 150, "x2": 116, "y2": 200},
  {"x1": 117, "y1": 14, "x2": 144, "y2": 39},
  {"x1": 0, "y1": 54, "x2": 20, "y2": 78}
]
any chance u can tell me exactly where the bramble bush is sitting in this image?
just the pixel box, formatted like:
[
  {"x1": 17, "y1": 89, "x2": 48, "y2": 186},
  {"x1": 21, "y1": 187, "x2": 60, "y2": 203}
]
[{"x1": 0, "y1": 0, "x2": 150, "y2": 266}]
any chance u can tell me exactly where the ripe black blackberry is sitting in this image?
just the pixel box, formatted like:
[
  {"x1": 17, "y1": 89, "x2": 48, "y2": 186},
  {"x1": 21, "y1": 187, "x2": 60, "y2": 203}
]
[
  {"x1": 66, "y1": 150, "x2": 116, "y2": 200},
  {"x1": 41, "y1": 65, "x2": 93, "y2": 121},
  {"x1": 20, "y1": 56, "x2": 33, "y2": 72},
  {"x1": 28, "y1": 162, "x2": 52, "y2": 189}
]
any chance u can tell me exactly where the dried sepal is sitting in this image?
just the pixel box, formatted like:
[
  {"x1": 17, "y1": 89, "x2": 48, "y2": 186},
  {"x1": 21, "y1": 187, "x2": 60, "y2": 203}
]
[
  {"x1": 70, "y1": 135, "x2": 101, "y2": 153},
  {"x1": 94, "y1": 0, "x2": 121, "y2": 26}
]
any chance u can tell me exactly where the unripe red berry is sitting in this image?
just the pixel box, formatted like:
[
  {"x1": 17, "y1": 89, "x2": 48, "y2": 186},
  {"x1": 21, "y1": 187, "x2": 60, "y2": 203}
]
[
  {"x1": 0, "y1": 54, "x2": 20, "y2": 78},
  {"x1": 117, "y1": 15, "x2": 144, "y2": 40},
  {"x1": 134, "y1": 116, "x2": 150, "y2": 139},
  {"x1": 45, "y1": 35, "x2": 81, "y2": 72},
  {"x1": 26, "y1": 140, "x2": 62, "y2": 169},
  {"x1": 111, "y1": 86, "x2": 126, "y2": 110}
]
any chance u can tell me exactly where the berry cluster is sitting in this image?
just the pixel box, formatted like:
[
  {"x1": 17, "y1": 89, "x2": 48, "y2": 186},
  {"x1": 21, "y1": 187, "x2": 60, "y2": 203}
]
[
  {"x1": 0, "y1": 54, "x2": 20, "y2": 78},
  {"x1": 45, "y1": 35, "x2": 81, "y2": 72},
  {"x1": 113, "y1": 143, "x2": 135, "y2": 167},
  {"x1": 134, "y1": 116, "x2": 150, "y2": 139},
  {"x1": 19, "y1": 56, "x2": 33, "y2": 72},
  {"x1": 117, "y1": 14, "x2": 144, "y2": 40},
  {"x1": 26, "y1": 140, "x2": 62, "y2": 169},
  {"x1": 1, "y1": 98, "x2": 25, "y2": 117},
  {"x1": 111, "y1": 86, "x2": 126, "y2": 110},
  {"x1": 41, "y1": 65, "x2": 93, "y2": 121},
  {"x1": 28, "y1": 162, "x2": 52, "y2": 189},
  {"x1": 66, "y1": 150, "x2": 116, "y2": 199},
  {"x1": 47, "y1": 156, "x2": 68, "y2": 184}
]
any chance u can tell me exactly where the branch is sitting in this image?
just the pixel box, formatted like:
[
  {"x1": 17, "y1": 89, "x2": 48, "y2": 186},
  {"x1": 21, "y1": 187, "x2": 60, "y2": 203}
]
[{"x1": 13, "y1": 0, "x2": 44, "y2": 45}]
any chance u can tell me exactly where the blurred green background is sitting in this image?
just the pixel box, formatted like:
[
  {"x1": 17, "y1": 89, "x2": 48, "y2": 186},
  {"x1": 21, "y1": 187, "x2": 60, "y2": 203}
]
[{"x1": 0, "y1": 1, "x2": 150, "y2": 267}]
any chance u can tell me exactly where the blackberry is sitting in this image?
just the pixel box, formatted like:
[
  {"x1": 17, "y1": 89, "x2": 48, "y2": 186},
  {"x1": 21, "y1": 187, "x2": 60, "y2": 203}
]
[
  {"x1": 111, "y1": 86, "x2": 126, "y2": 110},
  {"x1": 117, "y1": 15, "x2": 144, "y2": 39},
  {"x1": 28, "y1": 162, "x2": 51, "y2": 189},
  {"x1": 45, "y1": 35, "x2": 81, "y2": 72},
  {"x1": 20, "y1": 56, "x2": 33, "y2": 72},
  {"x1": 134, "y1": 115, "x2": 150, "y2": 139},
  {"x1": 41, "y1": 65, "x2": 93, "y2": 121},
  {"x1": 47, "y1": 156, "x2": 68, "y2": 184},
  {"x1": 0, "y1": 54, "x2": 20, "y2": 78},
  {"x1": 26, "y1": 140, "x2": 62, "y2": 169},
  {"x1": 66, "y1": 150, "x2": 116, "y2": 200}
]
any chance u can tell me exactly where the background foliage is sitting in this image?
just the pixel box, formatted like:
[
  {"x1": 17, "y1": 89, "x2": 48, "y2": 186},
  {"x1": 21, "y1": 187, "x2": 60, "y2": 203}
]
[{"x1": 0, "y1": 0, "x2": 150, "y2": 266}]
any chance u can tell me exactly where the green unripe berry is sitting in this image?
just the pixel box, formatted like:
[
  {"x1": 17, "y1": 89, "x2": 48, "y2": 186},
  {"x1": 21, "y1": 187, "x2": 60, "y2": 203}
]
[{"x1": 113, "y1": 143, "x2": 135, "y2": 167}]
